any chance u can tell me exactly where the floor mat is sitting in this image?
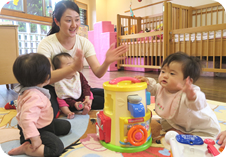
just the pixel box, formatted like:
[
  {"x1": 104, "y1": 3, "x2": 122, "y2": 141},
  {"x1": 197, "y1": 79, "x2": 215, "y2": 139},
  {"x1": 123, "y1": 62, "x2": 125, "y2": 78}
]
[
  {"x1": 0, "y1": 108, "x2": 89, "y2": 157},
  {"x1": 61, "y1": 99, "x2": 226, "y2": 157}
]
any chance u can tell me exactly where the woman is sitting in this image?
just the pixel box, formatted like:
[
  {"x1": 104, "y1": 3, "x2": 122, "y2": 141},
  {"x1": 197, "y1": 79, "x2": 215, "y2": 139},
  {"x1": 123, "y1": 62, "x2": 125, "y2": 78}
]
[{"x1": 37, "y1": 1, "x2": 127, "y2": 118}]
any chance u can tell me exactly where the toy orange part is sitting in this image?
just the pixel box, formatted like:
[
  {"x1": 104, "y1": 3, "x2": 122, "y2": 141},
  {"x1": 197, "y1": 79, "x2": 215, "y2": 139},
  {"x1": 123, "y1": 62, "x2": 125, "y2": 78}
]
[
  {"x1": 127, "y1": 125, "x2": 148, "y2": 146},
  {"x1": 219, "y1": 146, "x2": 225, "y2": 152}
]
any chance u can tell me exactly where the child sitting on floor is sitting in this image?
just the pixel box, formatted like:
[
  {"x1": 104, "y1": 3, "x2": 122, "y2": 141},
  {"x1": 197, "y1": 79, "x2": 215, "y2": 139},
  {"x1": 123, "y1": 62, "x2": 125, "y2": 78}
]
[
  {"x1": 52, "y1": 53, "x2": 93, "y2": 119},
  {"x1": 135, "y1": 52, "x2": 220, "y2": 137},
  {"x1": 8, "y1": 53, "x2": 71, "y2": 157}
]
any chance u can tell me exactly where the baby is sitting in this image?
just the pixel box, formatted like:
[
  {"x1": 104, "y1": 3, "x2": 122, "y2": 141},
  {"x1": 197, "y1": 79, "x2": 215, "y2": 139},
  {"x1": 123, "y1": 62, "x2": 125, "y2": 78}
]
[
  {"x1": 8, "y1": 53, "x2": 71, "y2": 156},
  {"x1": 52, "y1": 53, "x2": 92, "y2": 119},
  {"x1": 135, "y1": 52, "x2": 220, "y2": 137}
]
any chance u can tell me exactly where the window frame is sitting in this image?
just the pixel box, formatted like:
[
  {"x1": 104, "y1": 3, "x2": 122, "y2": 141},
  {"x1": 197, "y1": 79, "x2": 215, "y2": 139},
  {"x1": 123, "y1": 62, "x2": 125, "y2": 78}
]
[{"x1": 1, "y1": 0, "x2": 87, "y2": 26}]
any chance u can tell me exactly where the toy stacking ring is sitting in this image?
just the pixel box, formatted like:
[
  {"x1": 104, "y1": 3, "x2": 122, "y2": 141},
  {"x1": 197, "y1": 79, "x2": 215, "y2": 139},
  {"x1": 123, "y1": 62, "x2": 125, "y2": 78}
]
[{"x1": 128, "y1": 125, "x2": 148, "y2": 146}]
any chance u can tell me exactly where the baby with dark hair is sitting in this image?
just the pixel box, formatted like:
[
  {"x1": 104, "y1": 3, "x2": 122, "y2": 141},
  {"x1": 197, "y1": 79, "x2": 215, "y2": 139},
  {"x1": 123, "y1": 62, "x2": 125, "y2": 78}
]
[
  {"x1": 53, "y1": 53, "x2": 96, "y2": 118},
  {"x1": 135, "y1": 52, "x2": 220, "y2": 137},
  {"x1": 8, "y1": 53, "x2": 71, "y2": 156}
]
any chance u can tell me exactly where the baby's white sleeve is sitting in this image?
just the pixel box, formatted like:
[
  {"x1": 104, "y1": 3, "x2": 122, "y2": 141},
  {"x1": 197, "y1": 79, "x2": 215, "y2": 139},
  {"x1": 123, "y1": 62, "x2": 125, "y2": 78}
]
[
  {"x1": 146, "y1": 78, "x2": 159, "y2": 96},
  {"x1": 184, "y1": 86, "x2": 207, "y2": 111}
]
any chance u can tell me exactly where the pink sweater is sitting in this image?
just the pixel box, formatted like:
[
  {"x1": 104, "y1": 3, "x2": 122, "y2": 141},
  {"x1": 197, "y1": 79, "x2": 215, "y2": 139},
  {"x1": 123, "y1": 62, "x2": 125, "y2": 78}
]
[{"x1": 16, "y1": 88, "x2": 53, "y2": 140}]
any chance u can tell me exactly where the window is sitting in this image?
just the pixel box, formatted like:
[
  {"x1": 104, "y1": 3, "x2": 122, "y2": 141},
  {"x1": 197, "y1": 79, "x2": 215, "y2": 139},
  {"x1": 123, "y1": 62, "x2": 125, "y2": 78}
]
[
  {"x1": 3, "y1": 0, "x2": 88, "y2": 26},
  {"x1": 1, "y1": 0, "x2": 88, "y2": 55},
  {"x1": 3, "y1": 0, "x2": 23, "y2": 11},
  {"x1": 79, "y1": 8, "x2": 87, "y2": 25},
  {"x1": 77, "y1": 2, "x2": 87, "y2": 25},
  {"x1": 27, "y1": 0, "x2": 43, "y2": 16}
]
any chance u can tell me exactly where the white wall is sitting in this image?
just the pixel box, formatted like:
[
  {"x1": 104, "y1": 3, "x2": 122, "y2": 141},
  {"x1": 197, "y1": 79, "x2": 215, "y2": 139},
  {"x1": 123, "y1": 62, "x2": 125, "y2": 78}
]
[{"x1": 84, "y1": 0, "x2": 218, "y2": 30}]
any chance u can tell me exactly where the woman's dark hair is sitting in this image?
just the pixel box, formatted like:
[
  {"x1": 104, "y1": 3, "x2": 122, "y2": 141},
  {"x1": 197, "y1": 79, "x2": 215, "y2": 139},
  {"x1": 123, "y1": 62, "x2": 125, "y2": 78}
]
[
  {"x1": 13, "y1": 53, "x2": 51, "y2": 87},
  {"x1": 161, "y1": 52, "x2": 202, "y2": 83},
  {"x1": 48, "y1": 1, "x2": 80, "y2": 36},
  {"x1": 52, "y1": 52, "x2": 72, "y2": 69}
]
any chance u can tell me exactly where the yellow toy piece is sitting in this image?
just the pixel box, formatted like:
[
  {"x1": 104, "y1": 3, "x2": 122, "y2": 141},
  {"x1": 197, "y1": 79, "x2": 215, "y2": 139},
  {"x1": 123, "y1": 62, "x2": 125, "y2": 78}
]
[{"x1": 13, "y1": 0, "x2": 19, "y2": 6}]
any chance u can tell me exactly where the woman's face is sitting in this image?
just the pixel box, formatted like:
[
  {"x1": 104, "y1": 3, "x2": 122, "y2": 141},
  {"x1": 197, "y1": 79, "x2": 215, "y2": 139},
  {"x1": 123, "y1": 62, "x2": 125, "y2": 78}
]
[{"x1": 56, "y1": 8, "x2": 81, "y2": 38}]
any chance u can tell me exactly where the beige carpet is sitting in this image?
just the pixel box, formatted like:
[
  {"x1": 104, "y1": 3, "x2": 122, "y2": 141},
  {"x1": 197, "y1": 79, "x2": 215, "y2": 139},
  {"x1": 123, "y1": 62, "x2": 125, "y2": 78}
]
[
  {"x1": 61, "y1": 99, "x2": 226, "y2": 157},
  {"x1": 0, "y1": 99, "x2": 225, "y2": 157}
]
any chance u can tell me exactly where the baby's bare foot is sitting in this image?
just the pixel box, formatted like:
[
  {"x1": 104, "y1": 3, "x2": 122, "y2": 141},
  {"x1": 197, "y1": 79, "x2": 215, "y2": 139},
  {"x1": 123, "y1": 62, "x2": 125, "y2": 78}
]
[
  {"x1": 67, "y1": 112, "x2": 75, "y2": 119},
  {"x1": 8, "y1": 141, "x2": 30, "y2": 155},
  {"x1": 82, "y1": 105, "x2": 90, "y2": 115}
]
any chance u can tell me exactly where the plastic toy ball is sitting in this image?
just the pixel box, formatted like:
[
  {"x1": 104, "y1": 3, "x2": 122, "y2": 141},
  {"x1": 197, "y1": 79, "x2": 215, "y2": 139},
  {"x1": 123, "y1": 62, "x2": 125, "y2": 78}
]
[{"x1": 165, "y1": 131, "x2": 179, "y2": 144}]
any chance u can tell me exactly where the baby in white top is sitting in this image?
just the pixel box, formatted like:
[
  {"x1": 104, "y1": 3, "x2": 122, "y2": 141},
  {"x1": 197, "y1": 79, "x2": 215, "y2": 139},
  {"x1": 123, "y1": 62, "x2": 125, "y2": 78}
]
[{"x1": 135, "y1": 52, "x2": 220, "y2": 137}]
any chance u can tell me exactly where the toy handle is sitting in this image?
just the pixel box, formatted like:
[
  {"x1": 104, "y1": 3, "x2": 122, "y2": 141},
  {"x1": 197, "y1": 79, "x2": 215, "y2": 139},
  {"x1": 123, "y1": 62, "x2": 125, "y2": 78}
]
[
  {"x1": 109, "y1": 77, "x2": 140, "y2": 85},
  {"x1": 207, "y1": 144, "x2": 220, "y2": 156}
]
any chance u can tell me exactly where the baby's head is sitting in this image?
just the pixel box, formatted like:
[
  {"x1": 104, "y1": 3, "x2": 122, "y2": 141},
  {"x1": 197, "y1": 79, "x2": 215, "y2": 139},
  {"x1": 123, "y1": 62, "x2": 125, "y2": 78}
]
[
  {"x1": 52, "y1": 52, "x2": 73, "y2": 69},
  {"x1": 158, "y1": 52, "x2": 202, "y2": 93},
  {"x1": 52, "y1": 53, "x2": 75, "y2": 79},
  {"x1": 13, "y1": 53, "x2": 51, "y2": 87}
]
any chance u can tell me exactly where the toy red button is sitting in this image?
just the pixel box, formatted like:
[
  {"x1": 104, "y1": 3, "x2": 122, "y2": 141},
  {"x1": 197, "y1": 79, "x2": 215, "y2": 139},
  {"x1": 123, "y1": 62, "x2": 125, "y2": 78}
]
[{"x1": 204, "y1": 139, "x2": 215, "y2": 145}]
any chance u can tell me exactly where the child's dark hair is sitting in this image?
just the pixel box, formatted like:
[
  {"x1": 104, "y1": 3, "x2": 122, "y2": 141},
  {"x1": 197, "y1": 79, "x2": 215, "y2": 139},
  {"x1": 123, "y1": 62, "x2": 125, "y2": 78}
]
[
  {"x1": 48, "y1": 1, "x2": 80, "y2": 36},
  {"x1": 161, "y1": 52, "x2": 202, "y2": 83},
  {"x1": 52, "y1": 52, "x2": 72, "y2": 69},
  {"x1": 13, "y1": 53, "x2": 51, "y2": 87}
]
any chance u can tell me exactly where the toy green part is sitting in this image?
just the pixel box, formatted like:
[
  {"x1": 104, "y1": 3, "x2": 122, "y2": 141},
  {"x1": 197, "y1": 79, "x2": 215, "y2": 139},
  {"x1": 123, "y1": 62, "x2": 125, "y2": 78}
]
[{"x1": 100, "y1": 137, "x2": 152, "y2": 153}]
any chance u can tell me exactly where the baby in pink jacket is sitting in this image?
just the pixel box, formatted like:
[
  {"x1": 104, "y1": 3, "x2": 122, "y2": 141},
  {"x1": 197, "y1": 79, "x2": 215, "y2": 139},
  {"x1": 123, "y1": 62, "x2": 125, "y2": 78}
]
[{"x1": 8, "y1": 53, "x2": 73, "y2": 157}]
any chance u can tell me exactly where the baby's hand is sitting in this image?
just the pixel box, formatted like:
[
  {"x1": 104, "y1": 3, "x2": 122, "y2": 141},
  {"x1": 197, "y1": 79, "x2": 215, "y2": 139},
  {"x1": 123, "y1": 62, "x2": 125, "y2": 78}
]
[
  {"x1": 217, "y1": 130, "x2": 226, "y2": 148},
  {"x1": 83, "y1": 96, "x2": 92, "y2": 109},
  {"x1": 179, "y1": 77, "x2": 196, "y2": 101},
  {"x1": 67, "y1": 112, "x2": 75, "y2": 119},
  {"x1": 134, "y1": 76, "x2": 149, "y2": 85}
]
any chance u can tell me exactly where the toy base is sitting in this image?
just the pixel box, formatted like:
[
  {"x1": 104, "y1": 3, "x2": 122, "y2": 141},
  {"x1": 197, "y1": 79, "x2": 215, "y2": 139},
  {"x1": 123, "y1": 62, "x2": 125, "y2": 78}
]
[{"x1": 100, "y1": 138, "x2": 152, "y2": 153}]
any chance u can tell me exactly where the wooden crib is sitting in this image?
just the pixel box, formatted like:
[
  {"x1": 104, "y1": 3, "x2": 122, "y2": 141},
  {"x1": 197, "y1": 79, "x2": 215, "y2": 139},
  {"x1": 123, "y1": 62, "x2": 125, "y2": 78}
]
[{"x1": 117, "y1": 1, "x2": 226, "y2": 74}]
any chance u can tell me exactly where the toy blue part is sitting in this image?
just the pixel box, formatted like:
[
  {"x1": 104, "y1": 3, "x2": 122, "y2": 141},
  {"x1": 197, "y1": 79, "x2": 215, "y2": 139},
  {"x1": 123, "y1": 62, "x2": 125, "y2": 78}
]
[
  {"x1": 128, "y1": 102, "x2": 145, "y2": 118},
  {"x1": 146, "y1": 91, "x2": 151, "y2": 105},
  {"x1": 216, "y1": 140, "x2": 220, "y2": 145},
  {"x1": 176, "y1": 134, "x2": 204, "y2": 146}
]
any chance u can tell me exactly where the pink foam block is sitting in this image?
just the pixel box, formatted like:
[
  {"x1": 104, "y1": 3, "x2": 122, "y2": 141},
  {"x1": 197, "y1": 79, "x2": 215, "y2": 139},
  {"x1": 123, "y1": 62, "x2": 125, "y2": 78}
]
[
  {"x1": 88, "y1": 31, "x2": 94, "y2": 45},
  {"x1": 94, "y1": 21, "x2": 114, "y2": 34},
  {"x1": 99, "y1": 32, "x2": 117, "y2": 71}
]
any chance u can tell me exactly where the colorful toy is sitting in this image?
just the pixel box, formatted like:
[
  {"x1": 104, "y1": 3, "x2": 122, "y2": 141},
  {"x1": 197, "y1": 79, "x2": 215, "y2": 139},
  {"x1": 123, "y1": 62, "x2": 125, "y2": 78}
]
[
  {"x1": 13, "y1": 0, "x2": 19, "y2": 5},
  {"x1": 130, "y1": 2, "x2": 135, "y2": 17},
  {"x1": 165, "y1": 131, "x2": 225, "y2": 157},
  {"x1": 96, "y1": 77, "x2": 152, "y2": 153},
  {"x1": 4, "y1": 100, "x2": 17, "y2": 110},
  {"x1": 77, "y1": 102, "x2": 85, "y2": 110}
]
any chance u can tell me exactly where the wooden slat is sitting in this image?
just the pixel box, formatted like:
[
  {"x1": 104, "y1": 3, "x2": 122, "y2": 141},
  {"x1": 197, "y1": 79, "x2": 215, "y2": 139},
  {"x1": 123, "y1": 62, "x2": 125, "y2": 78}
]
[
  {"x1": 220, "y1": 30, "x2": 223, "y2": 69},
  {"x1": 192, "y1": 9, "x2": 224, "y2": 16},
  {"x1": 120, "y1": 64, "x2": 161, "y2": 69},
  {"x1": 201, "y1": 9, "x2": 203, "y2": 26},
  {"x1": 192, "y1": 2, "x2": 221, "y2": 10},
  {"x1": 119, "y1": 31, "x2": 163, "y2": 39},
  {"x1": 171, "y1": 23, "x2": 226, "y2": 34}
]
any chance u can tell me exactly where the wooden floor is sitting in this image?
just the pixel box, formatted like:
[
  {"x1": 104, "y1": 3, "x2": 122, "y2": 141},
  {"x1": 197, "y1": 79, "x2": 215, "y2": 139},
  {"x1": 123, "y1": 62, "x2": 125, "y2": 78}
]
[{"x1": 0, "y1": 68, "x2": 226, "y2": 108}]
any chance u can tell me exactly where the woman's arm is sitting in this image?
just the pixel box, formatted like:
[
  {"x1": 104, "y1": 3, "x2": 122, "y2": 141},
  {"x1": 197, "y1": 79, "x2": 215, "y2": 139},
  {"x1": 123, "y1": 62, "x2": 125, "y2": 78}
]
[{"x1": 86, "y1": 44, "x2": 127, "y2": 78}]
